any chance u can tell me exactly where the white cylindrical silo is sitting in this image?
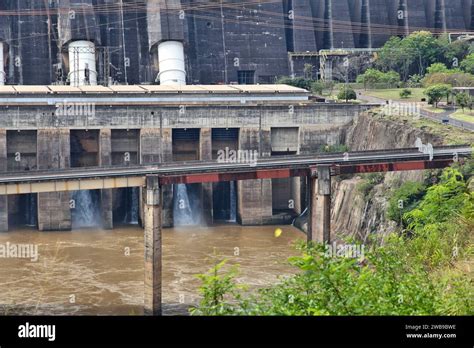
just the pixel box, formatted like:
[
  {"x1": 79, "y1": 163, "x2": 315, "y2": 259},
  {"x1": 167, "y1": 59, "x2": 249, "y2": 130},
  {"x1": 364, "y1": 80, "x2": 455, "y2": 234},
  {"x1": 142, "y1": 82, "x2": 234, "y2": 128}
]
[
  {"x1": 68, "y1": 40, "x2": 97, "y2": 86},
  {"x1": 0, "y1": 42, "x2": 5, "y2": 85},
  {"x1": 158, "y1": 41, "x2": 186, "y2": 85}
]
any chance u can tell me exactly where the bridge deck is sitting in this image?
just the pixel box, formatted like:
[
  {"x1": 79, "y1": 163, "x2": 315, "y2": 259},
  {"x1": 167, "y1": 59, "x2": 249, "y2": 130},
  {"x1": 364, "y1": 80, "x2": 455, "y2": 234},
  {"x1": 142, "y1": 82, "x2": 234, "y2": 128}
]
[{"x1": 0, "y1": 146, "x2": 470, "y2": 195}]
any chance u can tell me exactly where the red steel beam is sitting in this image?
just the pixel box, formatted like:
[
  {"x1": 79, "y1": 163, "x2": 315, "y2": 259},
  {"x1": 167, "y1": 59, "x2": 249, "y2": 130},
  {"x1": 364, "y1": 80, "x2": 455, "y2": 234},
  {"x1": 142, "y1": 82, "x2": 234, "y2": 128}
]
[
  {"x1": 158, "y1": 159, "x2": 455, "y2": 185},
  {"x1": 159, "y1": 168, "x2": 308, "y2": 185},
  {"x1": 337, "y1": 159, "x2": 454, "y2": 175}
]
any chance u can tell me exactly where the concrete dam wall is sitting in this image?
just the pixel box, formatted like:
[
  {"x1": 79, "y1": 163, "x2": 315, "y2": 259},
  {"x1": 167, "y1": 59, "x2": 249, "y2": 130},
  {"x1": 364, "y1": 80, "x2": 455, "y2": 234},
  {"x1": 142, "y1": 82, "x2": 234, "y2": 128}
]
[{"x1": 0, "y1": 0, "x2": 473, "y2": 85}]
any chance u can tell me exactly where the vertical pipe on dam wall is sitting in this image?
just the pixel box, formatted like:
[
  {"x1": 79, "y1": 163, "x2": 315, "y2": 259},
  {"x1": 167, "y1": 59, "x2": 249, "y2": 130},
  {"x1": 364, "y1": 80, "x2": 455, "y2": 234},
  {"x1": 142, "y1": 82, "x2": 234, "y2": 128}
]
[
  {"x1": 0, "y1": 41, "x2": 5, "y2": 85},
  {"x1": 323, "y1": 0, "x2": 334, "y2": 49},
  {"x1": 360, "y1": 0, "x2": 372, "y2": 49},
  {"x1": 434, "y1": 0, "x2": 446, "y2": 32},
  {"x1": 0, "y1": 129, "x2": 7, "y2": 231},
  {"x1": 398, "y1": 0, "x2": 409, "y2": 37},
  {"x1": 471, "y1": 1, "x2": 474, "y2": 30}
]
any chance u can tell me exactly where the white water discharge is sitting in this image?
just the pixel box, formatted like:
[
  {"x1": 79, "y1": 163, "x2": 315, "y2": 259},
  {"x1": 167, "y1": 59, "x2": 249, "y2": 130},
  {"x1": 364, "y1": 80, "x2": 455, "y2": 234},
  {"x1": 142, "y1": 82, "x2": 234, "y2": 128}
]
[
  {"x1": 229, "y1": 182, "x2": 237, "y2": 222},
  {"x1": 123, "y1": 188, "x2": 139, "y2": 225},
  {"x1": 173, "y1": 184, "x2": 200, "y2": 226},
  {"x1": 72, "y1": 190, "x2": 101, "y2": 229}
]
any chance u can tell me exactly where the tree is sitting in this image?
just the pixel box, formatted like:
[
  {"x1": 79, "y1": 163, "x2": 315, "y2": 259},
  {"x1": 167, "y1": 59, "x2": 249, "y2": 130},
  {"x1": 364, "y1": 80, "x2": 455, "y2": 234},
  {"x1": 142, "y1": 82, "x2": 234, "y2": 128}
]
[
  {"x1": 337, "y1": 86, "x2": 357, "y2": 101},
  {"x1": 400, "y1": 88, "x2": 412, "y2": 99},
  {"x1": 377, "y1": 36, "x2": 412, "y2": 81},
  {"x1": 426, "y1": 63, "x2": 450, "y2": 75},
  {"x1": 455, "y1": 92, "x2": 471, "y2": 112},
  {"x1": 356, "y1": 69, "x2": 400, "y2": 89},
  {"x1": 407, "y1": 74, "x2": 423, "y2": 88},
  {"x1": 276, "y1": 77, "x2": 313, "y2": 90},
  {"x1": 424, "y1": 84, "x2": 452, "y2": 107},
  {"x1": 460, "y1": 53, "x2": 474, "y2": 74},
  {"x1": 376, "y1": 32, "x2": 470, "y2": 81},
  {"x1": 437, "y1": 34, "x2": 470, "y2": 68},
  {"x1": 423, "y1": 72, "x2": 474, "y2": 88},
  {"x1": 387, "y1": 181, "x2": 426, "y2": 226},
  {"x1": 405, "y1": 32, "x2": 443, "y2": 76},
  {"x1": 311, "y1": 81, "x2": 324, "y2": 95}
]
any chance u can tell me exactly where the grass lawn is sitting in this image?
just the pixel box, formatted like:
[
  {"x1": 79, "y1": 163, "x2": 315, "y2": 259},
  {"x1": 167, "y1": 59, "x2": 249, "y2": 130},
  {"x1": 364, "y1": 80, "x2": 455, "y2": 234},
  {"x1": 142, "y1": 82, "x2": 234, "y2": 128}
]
[
  {"x1": 423, "y1": 105, "x2": 446, "y2": 114},
  {"x1": 451, "y1": 110, "x2": 474, "y2": 123},
  {"x1": 363, "y1": 88, "x2": 425, "y2": 102}
]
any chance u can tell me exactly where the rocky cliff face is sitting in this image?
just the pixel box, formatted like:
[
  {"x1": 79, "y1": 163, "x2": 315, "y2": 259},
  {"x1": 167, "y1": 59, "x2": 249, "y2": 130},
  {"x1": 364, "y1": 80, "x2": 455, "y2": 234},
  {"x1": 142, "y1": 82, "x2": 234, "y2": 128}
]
[{"x1": 330, "y1": 111, "x2": 457, "y2": 242}]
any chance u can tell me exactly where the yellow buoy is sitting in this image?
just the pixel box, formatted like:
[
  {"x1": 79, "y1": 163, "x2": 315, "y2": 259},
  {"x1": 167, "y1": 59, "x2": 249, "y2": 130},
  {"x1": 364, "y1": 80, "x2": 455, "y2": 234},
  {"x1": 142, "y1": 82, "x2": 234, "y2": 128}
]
[{"x1": 274, "y1": 228, "x2": 283, "y2": 238}]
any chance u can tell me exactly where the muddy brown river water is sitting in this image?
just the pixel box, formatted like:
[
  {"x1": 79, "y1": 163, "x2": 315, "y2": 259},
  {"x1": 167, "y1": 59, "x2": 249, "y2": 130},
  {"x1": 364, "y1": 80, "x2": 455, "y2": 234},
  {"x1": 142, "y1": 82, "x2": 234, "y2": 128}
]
[{"x1": 0, "y1": 225, "x2": 304, "y2": 315}]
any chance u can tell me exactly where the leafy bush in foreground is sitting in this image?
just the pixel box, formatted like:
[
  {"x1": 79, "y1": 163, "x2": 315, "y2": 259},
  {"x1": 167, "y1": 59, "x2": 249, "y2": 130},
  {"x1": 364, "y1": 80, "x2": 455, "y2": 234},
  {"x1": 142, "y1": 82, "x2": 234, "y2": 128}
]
[{"x1": 191, "y1": 167, "x2": 473, "y2": 316}]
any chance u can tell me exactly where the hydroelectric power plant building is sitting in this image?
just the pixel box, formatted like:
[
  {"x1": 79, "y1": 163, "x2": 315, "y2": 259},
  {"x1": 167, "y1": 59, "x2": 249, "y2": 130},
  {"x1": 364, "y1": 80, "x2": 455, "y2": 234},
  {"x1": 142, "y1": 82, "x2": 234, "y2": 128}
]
[{"x1": 0, "y1": 0, "x2": 470, "y2": 231}]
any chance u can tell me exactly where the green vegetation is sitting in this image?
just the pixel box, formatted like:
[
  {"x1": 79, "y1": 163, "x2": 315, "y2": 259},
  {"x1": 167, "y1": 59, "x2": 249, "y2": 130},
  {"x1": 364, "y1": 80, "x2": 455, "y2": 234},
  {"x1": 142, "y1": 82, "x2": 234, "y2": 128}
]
[
  {"x1": 422, "y1": 71, "x2": 474, "y2": 87},
  {"x1": 337, "y1": 86, "x2": 357, "y2": 101},
  {"x1": 191, "y1": 166, "x2": 473, "y2": 315},
  {"x1": 451, "y1": 109, "x2": 474, "y2": 123},
  {"x1": 424, "y1": 84, "x2": 452, "y2": 107},
  {"x1": 399, "y1": 88, "x2": 412, "y2": 99},
  {"x1": 356, "y1": 69, "x2": 400, "y2": 89},
  {"x1": 376, "y1": 32, "x2": 470, "y2": 80},
  {"x1": 276, "y1": 77, "x2": 313, "y2": 91},
  {"x1": 387, "y1": 181, "x2": 426, "y2": 226},
  {"x1": 319, "y1": 144, "x2": 349, "y2": 153},
  {"x1": 460, "y1": 53, "x2": 474, "y2": 74},
  {"x1": 426, "y1": 63, "x2": 454, "y2": 75},
  {"x1": 364, "y1": 88, "x2": 425, "y2": 102},
  {"x1": 455, "y1": 92, "x2": 472, "y2": 112},
  {"x1": 189, "y1": 258, "x2": 245, "y2": 316},
  {"x1": 356, "y1": 173, "x2": 385, "y2": 199},
  {"x1": 276, "y1": 77, "x2": 336, "y2": 97}
]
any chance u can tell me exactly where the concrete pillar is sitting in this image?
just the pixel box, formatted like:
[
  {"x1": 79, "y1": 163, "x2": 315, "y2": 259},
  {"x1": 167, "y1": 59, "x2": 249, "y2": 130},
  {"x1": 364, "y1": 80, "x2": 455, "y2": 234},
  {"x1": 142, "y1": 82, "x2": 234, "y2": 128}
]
[
  {"x1": 144, "y1": 175, "x2": 162, "y2": 315},
  {"x1": 161, "y1": 128, "x2": 173, "y2": 227},
  {"x1": 37, "y1": 129, "x2": 71, "y2": 231},
  {"x1": 0, "y1": 129, "x2": 7, "y2": 231},
  {"x1": 291, "y1": 177, "x2": 302, "y2": 214},
  {"x1": 99, "y1": 129, "x2": 113, "y2": 229},
  {"x1": 200, "y1": 128, "x2": 213, "y2": 225},
  {"x1": 139, "y1": 127, "x2": 173, "y2": 227},
  {"x1": 237, "y1": 127, "x2": 272, "y2": 225},
  {"x1": 308, "y1": 166, "x2": 331, "y2": 244},
  {"x1": 139, "y1": 128, "x2": 161, "y2": 226}
]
